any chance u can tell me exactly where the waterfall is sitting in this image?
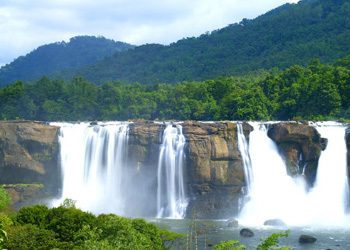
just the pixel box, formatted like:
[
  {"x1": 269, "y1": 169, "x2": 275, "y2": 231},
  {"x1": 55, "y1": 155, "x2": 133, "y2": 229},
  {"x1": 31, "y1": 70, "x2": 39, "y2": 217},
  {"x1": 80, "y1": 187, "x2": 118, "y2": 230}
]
[
  {"x1": 157, "y1": 124, "x2": 188, "y2": 219},
  {"x1": 306, "y1": 124, "x2": 350, "y2": 226},
  {"x1": 238, "y1": 122, "x2": 307, "y2": 226},
  {"x1": 237, "y1": 123, "x2": 253, "y2": 193},
  {"x1": 238, "y1": 122, "x2": 350, "y2": 227},
  {"x1": 53, "y1": 122, "x2": 129, "y2": 215}
]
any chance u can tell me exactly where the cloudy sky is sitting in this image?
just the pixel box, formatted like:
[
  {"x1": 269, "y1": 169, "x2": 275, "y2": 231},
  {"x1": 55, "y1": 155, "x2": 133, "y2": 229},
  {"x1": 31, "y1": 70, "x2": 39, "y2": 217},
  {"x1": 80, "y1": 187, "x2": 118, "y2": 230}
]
[{"x1": 0, "y1": 0, "x2": 299, "y2": 67}]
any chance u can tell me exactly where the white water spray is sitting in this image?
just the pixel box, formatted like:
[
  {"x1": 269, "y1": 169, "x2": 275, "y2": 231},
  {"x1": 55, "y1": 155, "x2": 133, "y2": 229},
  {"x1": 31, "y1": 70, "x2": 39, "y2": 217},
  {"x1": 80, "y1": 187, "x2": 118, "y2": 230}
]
[
  {"x1": 238, "y1": 122, "x2": 350, "y2": 227},
  {"x1": 238, "y1": 122, "x2": 307, "y2": 226},
  {"x1": 53, "y1": 122, "x2": 129, "y2": 215},
  {"x1": 157, "y1": 124, "x2": 188, "y2": 219},
  {"x1": 305, "y1": 124, "x2": 350, "y2": 227}
]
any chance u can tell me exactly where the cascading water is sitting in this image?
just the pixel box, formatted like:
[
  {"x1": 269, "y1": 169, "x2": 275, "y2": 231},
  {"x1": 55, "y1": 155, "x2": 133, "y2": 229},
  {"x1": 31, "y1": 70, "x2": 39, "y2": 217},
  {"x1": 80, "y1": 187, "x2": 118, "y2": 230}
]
[
  {"x1": 53, "y1": 122, "x2": 129, "y2": 215},
  {"x1": 238, "y1": 122, "x2": 350, "y2": 227},
  {"x1": 305, "y1": 123, "x2": 350, "y2": 227},
  {"x1": 238, "y1": 122, "x2": 307, "y2": 226},
  {"x1": 237, "y1": 123, "x2": 253, "y2": 193},
  {"x1": 157, "y1": 124, "x2": 188, "y2": 219}
]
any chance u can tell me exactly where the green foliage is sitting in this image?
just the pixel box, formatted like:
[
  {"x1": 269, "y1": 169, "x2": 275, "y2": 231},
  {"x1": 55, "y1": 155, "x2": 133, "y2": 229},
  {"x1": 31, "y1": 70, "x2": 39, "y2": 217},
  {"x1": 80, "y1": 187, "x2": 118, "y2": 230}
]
[
  {"x1": 4, "y1": 203, "x2": 178, "y2": 249},
  {"x1": 17, "y1": 205, "x2": 50, "y2": 228},
  {"x1": 211, "y1": 230, "x2": 293, "y2": 250},
  {"x1": 213, "y1": 240, "x2": 246, "y2": 250},
  {"x1": 0, "y1": 187, "x2": 11, "y2": 211},
  {"x1": 4, "y1": 224, "x2": 70, "y2": 250},
  {"x1": 1, "y1": 54, "x2": 350, "y2": 121},
  {"x1": 256, "y1": 230, "x2": 293, "y2": 250},
  {"x1": 0, "y1": 227, "x2": 7, "y2": 250}
]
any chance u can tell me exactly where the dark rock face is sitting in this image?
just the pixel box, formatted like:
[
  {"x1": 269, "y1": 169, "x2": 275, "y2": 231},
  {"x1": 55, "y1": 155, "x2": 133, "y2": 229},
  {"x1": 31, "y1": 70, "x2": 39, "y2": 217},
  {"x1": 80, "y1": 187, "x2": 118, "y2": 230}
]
[
  {"x1": 0, "y1": 121, "x2": 60, "y2": 206},
  {"x1": 267, "y1": 122, "x2": 326, "y2": 187},
  {"x1": 183, "y1": 121, "x2": 252, "y2": 219},
  {"x1": 299, "y1": 234, "x2": 317, "y2": 244},
  {"x1": 240, "y1": 228, "x2": 254, "y2": 237}
]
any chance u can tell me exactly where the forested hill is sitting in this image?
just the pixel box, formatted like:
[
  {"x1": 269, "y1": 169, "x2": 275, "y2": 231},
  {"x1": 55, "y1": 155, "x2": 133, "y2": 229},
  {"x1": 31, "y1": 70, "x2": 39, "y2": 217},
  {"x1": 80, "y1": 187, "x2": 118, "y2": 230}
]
[
  {"x1": 0, "y1": 36, "x2": 134, "y2": 87},
  {"x1": 64, "y1": 0, "x2": 350, "y2": 84}
]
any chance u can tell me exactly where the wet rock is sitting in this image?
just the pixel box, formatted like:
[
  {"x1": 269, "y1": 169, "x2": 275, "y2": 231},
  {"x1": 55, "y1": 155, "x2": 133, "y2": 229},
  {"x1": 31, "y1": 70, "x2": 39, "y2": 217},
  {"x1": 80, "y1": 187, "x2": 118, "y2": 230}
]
[
  {"x1": 227, "y1": 219, "x2": 239, "y2": 227},
  {"x1": 299, "y1": 234, "x2": 317, "y2": 243},
  {"x1": 263, "y1": 219, "x2": 286, "y2": 226},
  {"x1": 240, "y1": 228, "x2": 254, "y2": 237},
  {"x1": 267, "y1": 122, "x2": 326, "y2": 187}
]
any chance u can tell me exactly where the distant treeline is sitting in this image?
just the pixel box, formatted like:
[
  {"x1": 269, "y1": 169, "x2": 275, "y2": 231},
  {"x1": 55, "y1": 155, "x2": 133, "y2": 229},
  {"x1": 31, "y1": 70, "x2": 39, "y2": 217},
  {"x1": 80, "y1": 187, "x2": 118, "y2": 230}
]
[{"x1": 1, "y1": 56, "x2": 350, "y2": 121}]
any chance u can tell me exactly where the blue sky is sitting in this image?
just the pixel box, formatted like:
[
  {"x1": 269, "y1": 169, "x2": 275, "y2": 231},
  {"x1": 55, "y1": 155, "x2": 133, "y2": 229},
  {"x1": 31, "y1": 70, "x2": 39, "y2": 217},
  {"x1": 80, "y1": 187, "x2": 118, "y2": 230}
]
[{"x1": 0, "y1": 0, "x2": 299, "y2": 67}]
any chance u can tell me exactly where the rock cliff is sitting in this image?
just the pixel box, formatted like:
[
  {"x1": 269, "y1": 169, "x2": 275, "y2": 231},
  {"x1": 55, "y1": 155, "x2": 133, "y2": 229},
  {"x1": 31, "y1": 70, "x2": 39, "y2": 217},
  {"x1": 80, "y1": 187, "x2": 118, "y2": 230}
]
[
  {"x1": 1, "y1": 120, "x2": 345, "y2": 219},
  {"x1": 267, "y1": 122, "x2": 327, "y2": 187},
  {"x1": 182, "y1": 121, "x2": 252, "y2": 219},
  {"x1": 0, "y1": 121, "x2": 59, "y2": 207}
]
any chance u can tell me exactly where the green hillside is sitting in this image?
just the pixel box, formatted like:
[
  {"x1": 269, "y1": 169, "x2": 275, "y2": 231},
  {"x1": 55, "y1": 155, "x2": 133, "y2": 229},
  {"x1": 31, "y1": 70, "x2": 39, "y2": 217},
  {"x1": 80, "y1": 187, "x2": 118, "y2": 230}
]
[
  {"x1": 0, "y1": 36, "x2": 134, "y2": 88},
  {"x1": 65, "y1": 0, "x2": 350, "y2": 84}
]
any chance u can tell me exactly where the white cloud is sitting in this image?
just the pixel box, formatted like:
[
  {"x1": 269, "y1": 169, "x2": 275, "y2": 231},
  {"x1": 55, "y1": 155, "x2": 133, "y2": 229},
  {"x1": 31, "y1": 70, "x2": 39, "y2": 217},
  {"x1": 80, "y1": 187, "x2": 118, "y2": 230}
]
[{"x1": 0, "y1": 0, "x2": 300, "y2": 66}]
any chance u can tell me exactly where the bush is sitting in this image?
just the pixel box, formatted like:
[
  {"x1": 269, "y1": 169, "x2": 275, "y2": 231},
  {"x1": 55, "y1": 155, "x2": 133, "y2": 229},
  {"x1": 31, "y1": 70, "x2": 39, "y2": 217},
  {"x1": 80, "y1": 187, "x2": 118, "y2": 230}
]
[
  {"x1": 3, "y1": 224, "x2": 70, "y2": 250},
  {"x1": 16, "y1": 204, "x2": 49, "y2": 228},
  {"x1": 0, "y1": 186, "x2": 11, "y2": 211}
]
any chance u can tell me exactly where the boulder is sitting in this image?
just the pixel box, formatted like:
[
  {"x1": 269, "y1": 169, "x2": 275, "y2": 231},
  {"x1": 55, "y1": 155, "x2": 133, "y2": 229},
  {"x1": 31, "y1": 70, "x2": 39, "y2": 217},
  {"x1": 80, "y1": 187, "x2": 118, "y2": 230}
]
[
  {"x1": 267, "y1": 122, "x2": 326, "y2": 187},
  {"x1": 299, "y1": 234, "x2": 317, "y2": 244},
  {"x1": 240, "y1": 228, "x2": 254, "y2": 237},
  {"x1": 263, "y1": 219, "x2": 286, "y2": 226}
]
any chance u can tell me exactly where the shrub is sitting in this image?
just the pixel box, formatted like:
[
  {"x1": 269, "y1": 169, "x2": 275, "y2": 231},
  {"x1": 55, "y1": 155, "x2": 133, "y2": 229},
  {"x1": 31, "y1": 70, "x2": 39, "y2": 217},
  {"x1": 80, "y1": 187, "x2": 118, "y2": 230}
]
[{"x1": 0, "y1": 186, "x2": 11, "y2": 211}]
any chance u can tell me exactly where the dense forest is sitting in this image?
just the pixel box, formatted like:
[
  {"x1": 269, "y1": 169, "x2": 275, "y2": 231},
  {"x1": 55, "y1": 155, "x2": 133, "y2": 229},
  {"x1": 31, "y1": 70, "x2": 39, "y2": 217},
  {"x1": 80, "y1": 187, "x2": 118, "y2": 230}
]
[
  {"x1": 0, "y1": 36, "x2": 134, "y2": 87},
  {"x1": 1, "y1": 55, "x2": 349, "y2": 122},
  {"x1": 61, "y1": 0, "x2": 350, "y2": 84}
]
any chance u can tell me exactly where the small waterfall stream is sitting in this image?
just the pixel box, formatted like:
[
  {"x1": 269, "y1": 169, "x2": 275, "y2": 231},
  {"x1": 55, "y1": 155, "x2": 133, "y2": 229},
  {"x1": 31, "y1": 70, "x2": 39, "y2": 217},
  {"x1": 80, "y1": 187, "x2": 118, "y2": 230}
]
[{"x1": 157, "y1": 124, "x2": 188, "y2": 219}]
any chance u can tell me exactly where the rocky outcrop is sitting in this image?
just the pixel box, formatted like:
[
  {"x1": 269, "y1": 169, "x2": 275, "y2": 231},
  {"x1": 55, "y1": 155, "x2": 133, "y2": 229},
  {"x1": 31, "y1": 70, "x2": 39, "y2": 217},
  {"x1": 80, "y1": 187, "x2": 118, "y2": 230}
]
[
  {"x1": 267, "y1": 122, "x2": 326, "y2": 187},
  {"x1": 0, "y1": 121, "x2": 60, "y2": 207},
  {"x1": 182, "y1": 121, "x2": 252, "y2": 219}
]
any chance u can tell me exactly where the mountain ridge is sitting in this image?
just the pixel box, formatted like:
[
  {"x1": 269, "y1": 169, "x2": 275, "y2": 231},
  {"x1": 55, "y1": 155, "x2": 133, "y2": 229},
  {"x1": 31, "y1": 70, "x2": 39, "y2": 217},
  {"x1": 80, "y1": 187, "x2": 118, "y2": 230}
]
[
  {"x1": 0, "y1": 36, "x2": 135, "y2": 87},
  {"x1": 1, "y1": 0, "x2": 350, "y2": 86}
]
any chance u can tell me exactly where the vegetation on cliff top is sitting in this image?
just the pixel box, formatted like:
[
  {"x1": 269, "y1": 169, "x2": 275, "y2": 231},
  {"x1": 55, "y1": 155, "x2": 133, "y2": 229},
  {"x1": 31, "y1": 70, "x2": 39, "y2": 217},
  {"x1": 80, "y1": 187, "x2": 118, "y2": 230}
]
[{"x1": 0, "y1": 56, "x2": 350, "y2": 121}]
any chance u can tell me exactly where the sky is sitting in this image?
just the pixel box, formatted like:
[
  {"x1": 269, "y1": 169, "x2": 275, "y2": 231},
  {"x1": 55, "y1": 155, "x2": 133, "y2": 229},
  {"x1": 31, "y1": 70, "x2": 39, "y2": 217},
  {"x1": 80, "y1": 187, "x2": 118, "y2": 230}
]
[{"x1": 0, "y1": 0, "x2": 299, "y2": 67}]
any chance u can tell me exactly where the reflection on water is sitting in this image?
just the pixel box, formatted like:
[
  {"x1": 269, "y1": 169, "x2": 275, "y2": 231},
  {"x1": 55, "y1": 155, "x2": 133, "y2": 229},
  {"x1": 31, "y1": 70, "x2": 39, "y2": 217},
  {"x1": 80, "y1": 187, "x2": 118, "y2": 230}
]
[{"x1": 151, "y1": 218, "x2": 350, "y2": 250}]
